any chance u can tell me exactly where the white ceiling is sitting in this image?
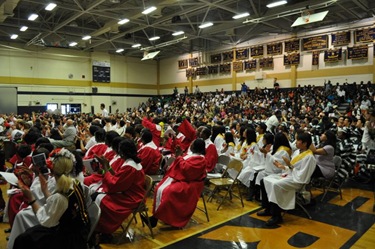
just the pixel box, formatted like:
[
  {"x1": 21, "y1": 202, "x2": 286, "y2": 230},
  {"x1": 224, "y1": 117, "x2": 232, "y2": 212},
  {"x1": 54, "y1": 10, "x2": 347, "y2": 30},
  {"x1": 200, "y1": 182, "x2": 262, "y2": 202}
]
[{"x1": 0, "y1": 0, "x2": 374, "y2": 59}]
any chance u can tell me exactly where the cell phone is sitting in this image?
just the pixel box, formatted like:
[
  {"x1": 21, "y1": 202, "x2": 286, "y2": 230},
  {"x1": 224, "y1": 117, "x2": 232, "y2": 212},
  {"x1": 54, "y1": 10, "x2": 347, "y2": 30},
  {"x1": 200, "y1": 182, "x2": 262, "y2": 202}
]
[{"x1": 32, "y1": 153, "x2": 47, "y2": 168}]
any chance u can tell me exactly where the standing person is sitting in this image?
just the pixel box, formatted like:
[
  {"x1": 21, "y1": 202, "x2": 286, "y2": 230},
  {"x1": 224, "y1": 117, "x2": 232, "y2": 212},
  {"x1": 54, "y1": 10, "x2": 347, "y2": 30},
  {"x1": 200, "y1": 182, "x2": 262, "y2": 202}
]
[
  {"x1": 184, "y1": 86, "x2": 189, "y2": 96},
  {"x1": 258, "y1": 132, "x2": 316, "y2": 226},
  {"x1": 100, "y1": 103, "x2": 109, "y2": 118},
  {"x1": 13, "y1": 150, "x2": 90, "y2": 249},
  {"x1": 145, "y1": 139, "x2": 207, "y2": 228}
]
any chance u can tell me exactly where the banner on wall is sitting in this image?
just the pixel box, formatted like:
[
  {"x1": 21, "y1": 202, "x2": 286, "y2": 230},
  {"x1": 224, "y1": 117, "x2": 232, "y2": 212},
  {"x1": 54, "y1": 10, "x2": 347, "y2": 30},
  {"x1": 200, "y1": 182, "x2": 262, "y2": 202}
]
[
  {"x1": 347, "y1": 45, "x2": 368, "y2": 59},
  {"x1": 354, "y1": 28, "x2": 375, "y2": 43},
  {"x1": 244, "y1": 60, "x2": 257, "y2": 70},
  {"x1": 302, "y1": 35, "x2": 328, "y2": 51},
  {"x1": 284, "y1": 39, "x2": 300, "y2": 53},
  {"x1": 312, "y1": 51, "x2": 320, "y2": 65},
  {"x1": 196, "y1": 66, "x2": 207, "y2": 75},
  {"x1": 189, "y1": 57, "x2": 199, "y2": 67},
  {"x1": 222, "y1": 51, "x2": 233, "y2": 62},
  {"x1": 250, "y1": 45, "x2": 264, "y2": 57},
  {"x1": 186, "y1": 68, "x2": 195, "y2": 78},
  {"x1": 211, "y1": 54, "x2": 222, "y2": 64},
  {"x1": 267, "y1": 42, "x2": 282, "y2": 56},
  {"x1": 208, "y1": 65, "x2": 218, "y2": 74},
  {"x1": 331, "y1": 31, "x2": 350, "y2": 46},
  {"x1": 178, "y1": 59, "x2": 188, "y2": 69},
  {"x1": 233, "y1": 61, "x2": 243, "y2": 72},
  {"x1": 236, "y1": 48, "x2": 248, "y2": 60},
  {"x1": 284, "y1": 53, "x2": 300, "y2": 65},
  {"x1": 219, "y1": 63, "x2": 231, "y2": 73},
  {"x1": 324, "y1": 48, "x2": 342, "y2": 62},
  {"x1": 259, "y1": 57, "x2": 273, "y2": 69}
]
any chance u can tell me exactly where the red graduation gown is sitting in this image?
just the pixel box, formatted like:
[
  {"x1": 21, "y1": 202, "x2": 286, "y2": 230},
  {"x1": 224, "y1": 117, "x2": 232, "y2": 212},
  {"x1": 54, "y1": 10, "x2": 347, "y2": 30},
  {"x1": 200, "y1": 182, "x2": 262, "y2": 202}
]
[
  {"x1": 142, "y1": 117, "x2": 161, "y2": 146},
  {"x1": 153, "y1": 154, "x2": 207, "y2": 228},
  {"x1": 138, "y1": 142, "x2": 162, "y2": 175},
  {"x1": 95, "y1": 159, "x2": 145, "y2": 233},
  {"x1": 83, "y1": 143, "x2": 108, "y2": 160}
]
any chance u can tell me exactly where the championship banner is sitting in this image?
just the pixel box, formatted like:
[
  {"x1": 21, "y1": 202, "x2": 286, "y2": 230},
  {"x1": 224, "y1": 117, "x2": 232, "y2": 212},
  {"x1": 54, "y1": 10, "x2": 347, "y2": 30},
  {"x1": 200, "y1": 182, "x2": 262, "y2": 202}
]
[
  {"x1": 219, "y1": 63, "x2": 231, "y2": 73},
  {"x1": 285, "y1": 40, "x2": 300, "y2": 53},
  {"x1": 208, "y1": 65, "x2": 218, "y2": 74},
  {"x1": 267, "y1": 42, "x2": 282, "y2": 55},
  {"x1": 178, "y1": 59, "x2": 188, "y2": 69},
  {"x1": 355, "y1": 28, "x2": 375, "y2": 43},
  {"x1": 189, "y1": 57, "x2": 199, "y2": 67},
  {"x1": 222, "y1": 51, "x2": 233, "y2": 62},
  {"x1": 196, "y1": 66, "x2": 207, "y2": 75},
  {"x1": 250, "y1": 45, "x2": 264, "y2": 57},
  {"x1": 348, "y1": 45, "x2": 368, "y2": 60},
  {"x1": 312, "y1": 51, "x2": 320, "y2": 65},
  {"x1": 211, "y1": 54, "x2": 222, "y2": 64},
  {"x1": 232, "y1": 61, "x2": 243, "y2": 72},
  {"x1": 259, "y1": 57, "x2": 273, "y2": 69},
  {"x1": 302, "y1": 35, "x2": 328, "y2": 51},
  {"x1": 244, "y1": 60, "x2": 257, "y2": 70},
  {"x1": 324, "y1": 48, "x2": 342, "y2": 62},
  {"x1": 284, "y1": 53, "x2": 300, "y2": 65},
  {"x1": 236, "y1": 48, "x2": 249, "y2": 60},
  {"x1": 332, "y1": 31, "x2": 350, "y2": 46},
  {"x1": 186, "y1": 68, "x2": 195, "y2": 78}
]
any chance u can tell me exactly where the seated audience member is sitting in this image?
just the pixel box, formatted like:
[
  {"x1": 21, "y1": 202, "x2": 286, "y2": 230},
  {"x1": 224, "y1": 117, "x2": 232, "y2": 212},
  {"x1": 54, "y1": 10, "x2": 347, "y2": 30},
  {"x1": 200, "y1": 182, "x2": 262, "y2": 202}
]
[
  {"x1": 102, "y1": 131, "x2": 120, "y2": 162},
  {"x1": 146, "y1": 139, "x2": 207, "y2": 228},
  {"x1": 310, "y1": 130, "x2": 336, "y2": 179},
  {"x1": 49, "y1": 119, "x2": 77, "y2": 149},
  {"x1": 78, "y1": 124, "x2": 99, "y2": 154},
  {"x1": 8, "y1": 144, "x2": 32, "y2": 171},
  {"x1": 197, "y1": 127, "x2": 218, "y2": 172},
  {"x1": 212, "y1": 125, "x2": 226, "y2": 153},
  {"x1": 83, "y1": 128, "x2": 107, "y2": 160},
  {"x1": 138, "y1": 130, "x2": 162, "y2": 175},
  {"x1": 255, "y1": 132, "x2": 292, "y2": 186},
  {"x1": 92, "y1": 138, "x2": 145, "y2": 241},
  {"x1": 142, "y1": 115, "x2": 162, "y2": 147},
  {"x1": 12, "y1": 149, "x2": 90, "y2": 249},
  {"x1": 220, "y1": 132, "x2": 235, "y2": 157},
  {"x1": 336, "y1": 127, "x2": 356, "y2": 176},
  {"x1": 258, "y1": 132, "x2": 316, "y2": 226}
]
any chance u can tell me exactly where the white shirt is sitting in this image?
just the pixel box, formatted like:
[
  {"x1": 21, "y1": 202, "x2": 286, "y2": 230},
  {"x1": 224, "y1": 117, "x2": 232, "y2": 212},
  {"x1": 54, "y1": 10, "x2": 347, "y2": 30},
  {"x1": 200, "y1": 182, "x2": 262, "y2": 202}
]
[{"x1": 102, "y1": 108, "x2": 109, "y2": 117}]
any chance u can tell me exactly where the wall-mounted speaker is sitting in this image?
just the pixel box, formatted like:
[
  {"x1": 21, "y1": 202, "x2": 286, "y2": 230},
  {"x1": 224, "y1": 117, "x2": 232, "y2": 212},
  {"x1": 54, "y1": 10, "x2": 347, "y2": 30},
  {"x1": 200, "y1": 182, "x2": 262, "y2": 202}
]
[
  {"x1": 91, "y1": 105, "x2": 94, "y2": 114},
  {"x1": 92, "y1": 87, "x2": 98, "y2": 94}
]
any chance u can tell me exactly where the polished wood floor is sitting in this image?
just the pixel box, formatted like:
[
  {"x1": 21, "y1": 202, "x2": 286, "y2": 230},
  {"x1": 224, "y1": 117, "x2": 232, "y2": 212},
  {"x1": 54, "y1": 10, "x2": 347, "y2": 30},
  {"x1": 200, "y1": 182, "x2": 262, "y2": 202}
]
[{"x1": 0, "y1": 180, "x2": 374, "y2": 249}]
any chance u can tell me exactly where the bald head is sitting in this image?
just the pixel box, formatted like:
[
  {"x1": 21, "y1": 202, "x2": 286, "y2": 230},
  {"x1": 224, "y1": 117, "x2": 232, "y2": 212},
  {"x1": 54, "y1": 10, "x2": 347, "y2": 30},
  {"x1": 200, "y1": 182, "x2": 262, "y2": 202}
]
[{"x1": 66, "y1": 119, "x2": 74, "y2": 126}]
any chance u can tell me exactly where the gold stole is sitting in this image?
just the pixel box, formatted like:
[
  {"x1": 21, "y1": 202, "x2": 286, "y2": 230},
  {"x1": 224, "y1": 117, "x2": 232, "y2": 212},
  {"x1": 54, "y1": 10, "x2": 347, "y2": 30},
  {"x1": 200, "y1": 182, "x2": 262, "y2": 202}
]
[
  {"x1": 256, "y1": 134, "x2": 264, "y2": 143},
  {"x1": 277, "y1": 146, "x2": 292, "y2": 157},
  {"x1": 291, "y1": 149, "x2": 313, "y2": 165}
]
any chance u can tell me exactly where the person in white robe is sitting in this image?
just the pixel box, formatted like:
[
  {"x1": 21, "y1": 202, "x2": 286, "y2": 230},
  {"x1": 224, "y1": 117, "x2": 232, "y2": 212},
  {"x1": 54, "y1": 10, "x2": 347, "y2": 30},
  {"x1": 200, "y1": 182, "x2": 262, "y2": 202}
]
[{"x1": 257, "y1": 132, "x2": 316, "y2": 226}]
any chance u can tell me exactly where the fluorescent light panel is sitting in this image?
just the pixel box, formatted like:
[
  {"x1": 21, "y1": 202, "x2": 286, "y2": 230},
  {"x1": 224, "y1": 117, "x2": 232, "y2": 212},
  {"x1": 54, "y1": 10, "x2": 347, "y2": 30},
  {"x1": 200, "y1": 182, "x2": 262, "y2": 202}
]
[
  {"x1": 172, "y1": 31, "x2": 184, "y2": 36},
  {"x1": 28, "y1": 13, "x2": 38, "y2": 21},
  {"x1": 233, "y1": 12, "x2": 250, "y2": 19},
  {"x1": 10, "y1": 34, "x2": 18, "y2": 39},
  {"x1": 45, "y1": 3, "x2": 57, "y2": 11},
  {"x1": 291, "y1": 11, "x2": 329, "y2": 27},
  {"x1": 20, "y1": 26, "x2": 28, "y2": 31},
  {"x1": 132, "y1": 43, "x2": 141, "y2": 48},
  {"x1": 82, "y1": 35, "x2": 91, "y2": 40},
  {"x1": 142, "y1": 6, "x2": 157, "y2": 15},
  {"x1": 116, "y1": 48, "x2": 124, "y2": 53},
  {"x1": 118, "y1": 18, "x2": 129, "y2": 25},
  {"x1": 149, "y1": 36, "x2": 160, "y2": 41},
  {"x1": 267, "y1": 1, "x2": 287, "y2": 8},
  {"x1": 69, "y1": 42, "x2": 77, "y2": 46},
  {"x1": 199, "y1": 22, "x2": 213, "y2": 29}
]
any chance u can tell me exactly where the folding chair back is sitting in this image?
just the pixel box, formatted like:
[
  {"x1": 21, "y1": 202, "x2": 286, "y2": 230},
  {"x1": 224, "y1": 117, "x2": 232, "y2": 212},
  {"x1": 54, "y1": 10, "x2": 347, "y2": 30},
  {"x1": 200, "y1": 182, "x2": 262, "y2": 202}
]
[
  {"x1": 320, "y1": 156, "x2": 345, "y2": 201},
  {"x1": 117, "y1": 175, "x2": 154, "y2": 244},
  {"x1": 207, "y1": 159, "x2": 244, "y2": 210},
  {"x1": 87, "y1": 202, "x2": 101, "y2": 246},
  {"x1": 215, "y1": 155, "x2": 230, "y2": 173}
]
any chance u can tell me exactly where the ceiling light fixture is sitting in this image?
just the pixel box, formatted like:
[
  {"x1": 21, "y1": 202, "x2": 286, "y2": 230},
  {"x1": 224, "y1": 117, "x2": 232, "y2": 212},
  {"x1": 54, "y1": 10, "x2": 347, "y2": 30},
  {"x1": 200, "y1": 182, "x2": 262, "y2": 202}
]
[
  {"x1": 10, "y1": 34, "x2": 18, "y2": 39},
  {"x1": 233, "y1": 12, "x2": 250, "y2": 19},
  {"x1": 118, "y1": 18, "x2": 129, "y2": 25},
  {"x1": 69, "y1": 41, "x2": 78, "y2": 46},
  {"x1": 132, "y1": 43, "x2": 141, "y2": 48},
  {"x1": 142, "y1": 6, "x2": 157, "y2": 15},
  {"x1": 199, "y1": 22, "x2": 213, "y2": 29},
  {"x1": 82, "y1": 35, "x2": 91, "y2": 40},
  {"x1": 45, "y1": 3, "x2": 57, "y2": 11},
  {"x1": 172, "y1": 31, "x2": 184, "y2": 36},
  {"x1": 149, "y1": 36, "x2": 160, "y2": 41},
  {"x1": 20, "y1": 26, "x2": 28, "y2": 32},
  {"x1": 267, "y1": 1, "x2": 287, "y2": 8},
  {"x1": 28, "y1": 13, "x2": 39, "y2": 21},
  {"x1": 116, "y1": 48, "x2": 124, "y2": 53}
]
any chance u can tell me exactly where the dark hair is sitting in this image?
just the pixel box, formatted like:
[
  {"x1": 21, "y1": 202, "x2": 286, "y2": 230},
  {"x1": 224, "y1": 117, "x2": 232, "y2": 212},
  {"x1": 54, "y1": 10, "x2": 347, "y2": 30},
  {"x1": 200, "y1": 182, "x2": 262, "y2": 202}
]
[
  {"x1": 297, "y1": 132, "x2": 312, "y2": 148},
  {"x1": 191, "y1": 138, "x2": 206, "y2": 155},
  {"x1": 112, "y1": 137, "x2": 126, "y2": 155},
  {"x1": 321, "y1": 130, "x2": 336, "y2": 152},
  {"x1": 17, "y1": 144, "x2": 32, "y2": 158},
  {"x1": 38, "y1": 143, "x2": 54, "y2": 153},
  {"x1": 245, "y1": 128, "x2": 257, "y2": 145},
  {"x1": 224, "y1": 132, "x2": 235, "y2": 145},
  {"x1": 35, "y1": 137, "x2": 51, "y2": 149},
  {"x1": 263, "y1": 133, "x2": 275, "y2": 147},
  {"x1": 89, "y1": 125, "x2": 100, "y2": 136},
  {"x1": 200, "y1": 127, "x2": 211, "y2": 140},
  {"x1": 94, "y1": 128, "x2": 106, "y2": 143},
  {"x1": 125, "y1": 126, "x2": 135, "y2": 138},
  {"x1": 272, "y1": 132, "x2": 291, "y2": 155},
  {"x1": 118, "y1": 138, "x2": 141, "y2": 163},
  {"x1": 105, "y1": 130, "x2": 120, "y2": 146},
  {"x1": 71, "y1": 151, "x2": 84, "y2": 176},
  {"x1": 141, "y1": 130, "x2": 153, "y2": 144}
]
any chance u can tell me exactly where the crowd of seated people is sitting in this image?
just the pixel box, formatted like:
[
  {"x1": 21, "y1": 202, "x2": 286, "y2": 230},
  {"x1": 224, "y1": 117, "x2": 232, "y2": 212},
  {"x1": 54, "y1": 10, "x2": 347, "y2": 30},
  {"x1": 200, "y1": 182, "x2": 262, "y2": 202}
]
[{"x1": 0, "y1": 79, "x2": 375, "y2": 248}]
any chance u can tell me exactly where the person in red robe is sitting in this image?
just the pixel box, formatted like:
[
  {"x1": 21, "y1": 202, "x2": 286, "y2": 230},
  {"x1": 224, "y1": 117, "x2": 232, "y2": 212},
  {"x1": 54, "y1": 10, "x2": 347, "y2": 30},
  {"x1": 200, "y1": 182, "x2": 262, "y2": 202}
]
[
  {"x1": 138, "y1": 130, "x2": 162, "y2": 175},
  {"x1": 198, "y1": 127, "x2": 219, "y2": 172},
  {"x1": 177, "y1": 119, "x2": 197, "y2": 153},
  {"x1": 142, "y1": 116, "x2": 162, "y2": 147},
  {"x1": 83, "y1": 128, "x2": 108, "y2": 160},
  {"x1": 145, "y1": 138, "x2": 207, "y2": 228},
  {"x1": 93, "y1": 138, "x2": 145, "y2": 237}
]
